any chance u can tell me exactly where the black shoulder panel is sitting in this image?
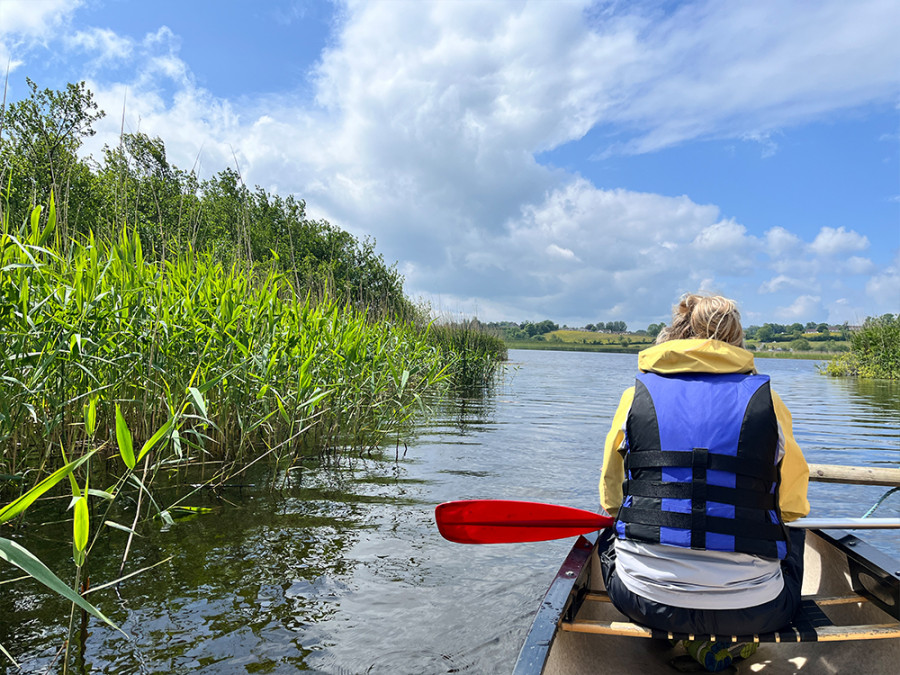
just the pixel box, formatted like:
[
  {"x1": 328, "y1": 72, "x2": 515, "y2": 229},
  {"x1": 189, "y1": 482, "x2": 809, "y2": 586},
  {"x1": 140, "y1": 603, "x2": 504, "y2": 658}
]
[{"x1": 626, "y1": 378, "x2": 661, "y2": 454}]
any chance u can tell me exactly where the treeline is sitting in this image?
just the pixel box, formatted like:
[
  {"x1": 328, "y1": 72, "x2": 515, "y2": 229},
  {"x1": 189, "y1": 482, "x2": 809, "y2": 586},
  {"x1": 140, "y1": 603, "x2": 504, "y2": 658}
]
[
  {"x1": 745, "y1": 322, "x2": 851, "y2": 342},
  {"x1": 485, "y1": 319, "x2": 634, "y2": 340},
  {"x1": 585, "y1": 321, "x2": 628, "y2": 333},
  {"x1": 485, "y1": 320, "x2": 557, "y2": 339},
  {"x1": 0, "y1": 79, "x2": 410, "y2": 316}
]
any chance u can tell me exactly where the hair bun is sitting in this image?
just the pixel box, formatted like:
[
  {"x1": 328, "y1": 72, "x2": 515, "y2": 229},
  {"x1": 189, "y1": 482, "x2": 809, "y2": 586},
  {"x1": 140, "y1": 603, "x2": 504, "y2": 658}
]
[
  {"x1": 677, "y1": 293, "x2": 700, "y2": 316},
  {"x1": 656, "y1": 293, "x2": 744, "y2": 347}
]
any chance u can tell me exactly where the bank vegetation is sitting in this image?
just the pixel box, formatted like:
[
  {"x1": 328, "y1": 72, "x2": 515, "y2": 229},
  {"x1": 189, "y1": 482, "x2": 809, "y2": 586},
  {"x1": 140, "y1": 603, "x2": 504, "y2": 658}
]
[
  {"x1": 822, "y1": 314, "x2": 899, "y2": 379},
  {"x1": 0, "y1": 79, "x2": 505, "y2": 668}
]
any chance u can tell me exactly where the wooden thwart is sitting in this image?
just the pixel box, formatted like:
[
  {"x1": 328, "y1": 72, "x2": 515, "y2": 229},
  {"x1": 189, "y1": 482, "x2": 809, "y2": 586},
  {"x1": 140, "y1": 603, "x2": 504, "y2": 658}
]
[
  {"x1": 584, "y1": 591, "x2": 871, "y2": 606},
  {"x1": 808, "y1": 463, "x2": 900, "y2": 487},
  {"x1": 565, "y1": 591, "x2": 900, "y2": 643},
  {"x1": 561, "y1": 618, "x2": 900, "y2": 642}
]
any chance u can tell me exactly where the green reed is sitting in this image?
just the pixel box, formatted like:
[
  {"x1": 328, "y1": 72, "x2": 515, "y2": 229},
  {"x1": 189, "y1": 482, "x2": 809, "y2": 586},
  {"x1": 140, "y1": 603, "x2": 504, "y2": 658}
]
[
  {"x1": 0, "y1": 184, "x2": 504, "y2": 667},
  {"x1": 427, "y1": 319, "x2": 507, "y2": 393},
  {"x1": 0, "y1": 201, "x2": 492, "y2": 483}
]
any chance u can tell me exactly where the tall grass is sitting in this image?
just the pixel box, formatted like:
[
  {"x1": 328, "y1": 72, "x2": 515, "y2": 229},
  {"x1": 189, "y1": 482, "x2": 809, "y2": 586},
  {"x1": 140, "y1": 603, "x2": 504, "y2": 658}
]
[
  {"x1": 0, "y1": 198, "x2": 508, "y2": 668},
  {"x1": 427, "y1": 319, "x2": 507, "y2": 393},
  {"x1": 0, "y1": 207, "x2": 477, "y2": 481}
]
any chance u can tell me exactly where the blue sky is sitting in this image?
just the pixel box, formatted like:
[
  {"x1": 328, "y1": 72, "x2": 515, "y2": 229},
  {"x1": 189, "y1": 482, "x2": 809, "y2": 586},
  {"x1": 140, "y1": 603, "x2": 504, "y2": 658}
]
[{"x1": 1, "y1": 0, "x2": 898, "y2": 328}]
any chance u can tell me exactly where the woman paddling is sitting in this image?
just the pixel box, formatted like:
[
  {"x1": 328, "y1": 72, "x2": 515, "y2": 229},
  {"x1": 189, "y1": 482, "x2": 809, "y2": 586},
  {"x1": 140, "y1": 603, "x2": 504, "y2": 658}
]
[{"x1": 599, "y1": 293, "x2": 810, "y2": 672}]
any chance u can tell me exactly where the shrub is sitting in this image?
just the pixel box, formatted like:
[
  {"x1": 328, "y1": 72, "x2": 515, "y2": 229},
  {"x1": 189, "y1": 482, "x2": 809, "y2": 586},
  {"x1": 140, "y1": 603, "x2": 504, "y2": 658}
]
[
  {"x1": 789, "y1": 338, "x2": 811, "y2": 351},
  {"x1": 822, "y1": 315, "x2": 899, "y2": 379}
]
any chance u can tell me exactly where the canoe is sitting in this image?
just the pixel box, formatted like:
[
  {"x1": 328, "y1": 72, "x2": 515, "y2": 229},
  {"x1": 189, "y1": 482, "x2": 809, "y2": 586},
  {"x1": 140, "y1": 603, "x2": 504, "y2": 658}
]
[{"x1": 514, "y1": 529, "x2": 900, "y2": 674}]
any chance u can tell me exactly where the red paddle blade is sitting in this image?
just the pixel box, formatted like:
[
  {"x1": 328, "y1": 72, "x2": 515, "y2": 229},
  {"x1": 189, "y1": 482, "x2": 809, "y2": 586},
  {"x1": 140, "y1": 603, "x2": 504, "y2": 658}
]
[{"x1": 435, "y1": 500, "x2": 614, "y2": 544}]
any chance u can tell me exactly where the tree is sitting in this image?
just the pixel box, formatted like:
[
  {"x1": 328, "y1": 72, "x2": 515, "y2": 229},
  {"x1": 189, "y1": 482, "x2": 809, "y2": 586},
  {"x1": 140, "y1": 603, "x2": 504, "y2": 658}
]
[
  {"x1": 647, "y1": 322, "x2": 664, "y2": 337},
  {"x1": 536, "y1": 319, "x2": 559, "y2": 334},
  {"x1": 98, "y1": 132, "x2": 195, "y2": 255},
  {"x1": 756, "y1": 324, "x2": 775, "y2": 342},
  {"x1": 1, "y1": 79, "x2": 104, "y2": 229},
  {"x1": 1, "y1": 79, "x2": 413, "y2": 316}
]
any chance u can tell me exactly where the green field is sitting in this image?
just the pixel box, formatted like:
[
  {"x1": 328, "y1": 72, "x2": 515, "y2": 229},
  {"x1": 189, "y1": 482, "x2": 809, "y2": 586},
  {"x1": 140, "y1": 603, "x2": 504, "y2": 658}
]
[{"x1": 505, "y1": 330, "x2": 839, "y2": 360}]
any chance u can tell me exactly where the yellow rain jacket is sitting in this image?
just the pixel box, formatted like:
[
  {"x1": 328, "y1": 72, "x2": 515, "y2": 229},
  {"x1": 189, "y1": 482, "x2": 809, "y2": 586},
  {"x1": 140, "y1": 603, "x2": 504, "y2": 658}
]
[{"x1": 600, "y1": 339, "x2": 810, "y2": 523}]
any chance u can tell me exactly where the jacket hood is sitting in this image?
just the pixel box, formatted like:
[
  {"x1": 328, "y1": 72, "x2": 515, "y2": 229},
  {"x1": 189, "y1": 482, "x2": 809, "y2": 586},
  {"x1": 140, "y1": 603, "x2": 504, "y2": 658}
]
[{"x1": 638, "y1": 339, "x2": 756, "y2": 375}]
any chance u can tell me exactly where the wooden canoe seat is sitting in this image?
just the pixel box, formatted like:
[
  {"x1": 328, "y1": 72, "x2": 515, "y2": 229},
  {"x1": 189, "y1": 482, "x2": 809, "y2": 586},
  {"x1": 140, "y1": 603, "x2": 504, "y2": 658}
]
[{"x1": 561, "y1": 591, "x2": 900, "y2": 643}]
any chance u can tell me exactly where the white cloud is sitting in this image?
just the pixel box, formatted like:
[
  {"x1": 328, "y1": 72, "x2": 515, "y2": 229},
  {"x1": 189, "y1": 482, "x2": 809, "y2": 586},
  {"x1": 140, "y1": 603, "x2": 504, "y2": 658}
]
[
  {"x1": 0, "y1": 0, "x2": 80, "y2": 35},
  {"x1": 765, "y1": 226, "x2": 803, "y2": 257},
  {"x1": 759, "y1": 275, "x2": 814, "y2": 294},
  {"x1": 865, "y1": 254, "x2": 900, "y2": 312},
  {"x1": 601, "y1": 0, "x2": 900, "y2": 154},
  {"x1": 2, "y1": 0, "x2": 897, "y2": 327},
  {"x1": 64, "y1": 28, "x2": 133, "y2": 69},
  {"x1": 546, "y1": 244, "x2": 579, "y2": 261},
  {"x1": 692, "y1": 220, "x2": 754, "y2": 252},
  {"x1": 740, "y1": 131, "x2": 780, "y2": 158},
  {"x1": 841, "y1": 256, "x2": 875, "y2": 275},
  {"x1": 809, "y1": 226, "x2": 870, "y2": 256},
  {"x1": 429, "y1": 179, "x2": 764, "y2": 322},
  {"x1": 0, "y1": 0, "x2": 84, "y2": 72},
  {"x1": 825, "y1": 297, "x2": 865, "y2": 325},
  {"x1": 776, "y1": 295, "x2": 825, "y2": 321}
]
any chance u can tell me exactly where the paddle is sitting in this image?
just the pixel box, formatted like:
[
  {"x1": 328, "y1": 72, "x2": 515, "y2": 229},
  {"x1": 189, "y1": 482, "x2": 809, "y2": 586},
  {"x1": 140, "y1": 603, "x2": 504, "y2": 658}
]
[
  {"x1": 435, "y1": 500, "x2": 613, "y2": 544},
  {"x1": 435, "y1": 500, "x2": 900, "y2": 545}
]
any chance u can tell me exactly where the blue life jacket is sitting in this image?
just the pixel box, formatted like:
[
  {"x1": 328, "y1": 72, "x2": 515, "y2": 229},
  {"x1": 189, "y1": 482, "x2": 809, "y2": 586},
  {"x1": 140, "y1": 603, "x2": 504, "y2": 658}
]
[{"x1": 615, "y1": 371, "x2": 789, "y2": 559}]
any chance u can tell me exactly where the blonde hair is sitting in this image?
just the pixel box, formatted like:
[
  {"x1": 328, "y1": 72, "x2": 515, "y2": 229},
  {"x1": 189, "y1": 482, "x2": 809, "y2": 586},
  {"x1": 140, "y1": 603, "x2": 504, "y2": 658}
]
[{"x1": 655, "y1": 293, "x2": 744, "y2": 347}]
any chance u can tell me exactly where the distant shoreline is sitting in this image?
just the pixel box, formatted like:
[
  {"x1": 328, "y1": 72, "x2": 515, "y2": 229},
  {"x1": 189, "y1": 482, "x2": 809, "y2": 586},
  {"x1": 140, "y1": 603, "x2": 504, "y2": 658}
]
[{"x1": 503, "y1": 340, "x2": 834, "y2": 360}]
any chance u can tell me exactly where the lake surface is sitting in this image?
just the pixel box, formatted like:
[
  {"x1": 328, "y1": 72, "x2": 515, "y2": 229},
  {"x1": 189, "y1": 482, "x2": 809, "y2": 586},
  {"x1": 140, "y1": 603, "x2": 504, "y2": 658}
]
[{"x1": 2, "y1": 350, "x2": 898, "y2": 673}]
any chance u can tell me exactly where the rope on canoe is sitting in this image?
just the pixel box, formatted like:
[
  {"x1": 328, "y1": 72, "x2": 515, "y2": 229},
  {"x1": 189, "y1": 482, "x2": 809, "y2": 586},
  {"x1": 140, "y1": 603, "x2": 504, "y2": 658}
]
[{"x1": 862, "y1": 486, "x2": 900, "y2": 518}]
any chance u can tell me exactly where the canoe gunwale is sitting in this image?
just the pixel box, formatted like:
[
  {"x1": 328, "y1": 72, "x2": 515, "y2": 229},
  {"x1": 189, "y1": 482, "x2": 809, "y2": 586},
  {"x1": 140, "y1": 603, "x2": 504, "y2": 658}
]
[{"x1": 512, "y1": 532, "x2": 597, "y2": 675}]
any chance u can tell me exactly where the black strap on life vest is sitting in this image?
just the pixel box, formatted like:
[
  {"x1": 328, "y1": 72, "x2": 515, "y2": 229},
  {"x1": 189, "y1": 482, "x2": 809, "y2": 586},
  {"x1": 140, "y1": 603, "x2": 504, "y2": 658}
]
[
  {"x1": 622, "y1": 478, "x2": 777, "y2": 509},
  {"x1": 624, "y1": 450, "x2": 777, "y2": 482}
]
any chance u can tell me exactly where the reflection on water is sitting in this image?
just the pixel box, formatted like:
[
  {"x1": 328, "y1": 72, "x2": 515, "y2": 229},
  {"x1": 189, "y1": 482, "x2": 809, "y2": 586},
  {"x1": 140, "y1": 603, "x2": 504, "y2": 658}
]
[
  {"x1": 827, "y1": 374, "x2": 900, "y2": 415},
  {"x1": 0, "y1": 350, "x2": 897, "y2": 673}
]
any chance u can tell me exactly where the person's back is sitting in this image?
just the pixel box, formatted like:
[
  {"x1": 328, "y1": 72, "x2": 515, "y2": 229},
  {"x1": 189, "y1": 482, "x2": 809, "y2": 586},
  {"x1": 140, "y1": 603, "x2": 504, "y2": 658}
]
[{"x1": 599, "y1": 294, "x2": 809, "y2": 671}]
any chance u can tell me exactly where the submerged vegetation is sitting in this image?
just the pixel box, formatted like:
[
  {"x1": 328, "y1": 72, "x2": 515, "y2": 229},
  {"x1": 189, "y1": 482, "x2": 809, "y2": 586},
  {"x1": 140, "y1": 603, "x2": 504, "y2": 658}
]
[
  {"x1": 822, "y1": 314, "x2": 899, "y2": 380},
  {"x1": 0, "y1": 79, "x2": 504, "y2": 668}
]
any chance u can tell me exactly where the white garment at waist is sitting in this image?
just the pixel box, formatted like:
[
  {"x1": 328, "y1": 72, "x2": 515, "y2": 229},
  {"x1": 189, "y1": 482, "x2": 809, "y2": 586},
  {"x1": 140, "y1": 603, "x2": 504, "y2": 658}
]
[{"x1": 613, "y1": 538, "x2": 784, "y2": 610}]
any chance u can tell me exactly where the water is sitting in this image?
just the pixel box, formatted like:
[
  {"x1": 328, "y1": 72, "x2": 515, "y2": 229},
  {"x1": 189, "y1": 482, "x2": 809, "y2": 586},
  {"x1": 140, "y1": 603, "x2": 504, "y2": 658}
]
[{"x1": 1, "y1": 350, "x2": 898, "y2": 673}]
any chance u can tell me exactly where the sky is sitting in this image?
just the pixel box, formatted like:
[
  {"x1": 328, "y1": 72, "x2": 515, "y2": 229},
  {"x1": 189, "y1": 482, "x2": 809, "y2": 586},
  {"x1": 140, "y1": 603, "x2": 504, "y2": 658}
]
[{"x1": 1, "y1": 0, "x2": 898, "y2": 329}]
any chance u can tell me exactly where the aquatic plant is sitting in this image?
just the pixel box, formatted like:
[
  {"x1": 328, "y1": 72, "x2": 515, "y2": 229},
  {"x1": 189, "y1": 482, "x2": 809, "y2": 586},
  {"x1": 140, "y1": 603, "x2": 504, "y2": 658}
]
[{"x1": 426, "y1": 319, "x2": 507, "y2": 393}]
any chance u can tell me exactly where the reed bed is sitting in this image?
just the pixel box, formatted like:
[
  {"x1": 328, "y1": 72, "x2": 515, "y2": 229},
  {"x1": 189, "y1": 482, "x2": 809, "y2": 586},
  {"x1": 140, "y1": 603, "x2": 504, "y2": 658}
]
[
  {"x1": 427, "y1": 320, "x2": 507, "y2": 393},
  {"x1": 0, "y1": 202, "x2": 497, "y2": 486},
  {"x1": 1, "y1": 204, "x2": 504, "y2": 667},
  {"x1": 0, "y1": 103, "x2": 506, "y2": 662}
]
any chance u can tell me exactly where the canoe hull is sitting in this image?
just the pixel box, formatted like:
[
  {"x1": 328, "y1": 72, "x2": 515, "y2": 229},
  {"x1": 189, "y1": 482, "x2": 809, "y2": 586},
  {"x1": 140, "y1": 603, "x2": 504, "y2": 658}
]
[{"x1": 514, "y1": 529, "x2": 900, "y2": 674}]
